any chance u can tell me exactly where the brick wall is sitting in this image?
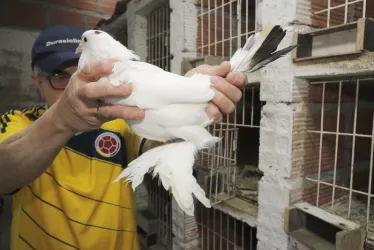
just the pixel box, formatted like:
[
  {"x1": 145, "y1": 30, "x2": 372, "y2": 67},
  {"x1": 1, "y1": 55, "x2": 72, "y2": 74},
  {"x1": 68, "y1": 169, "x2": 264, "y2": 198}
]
[
  {"x1": 310, "y1": 0, "x2": 374, "y2": 28},
  {"x1": 0, "y1": 0, "x2": 118, "y2": 114},
  {"x1": 303, "y1": 180, "x2": 346, "y2": 206},
  {"x1": 195, "y1": 0, "x2": 255, "y2": 57},
  {"x1": 292, "y1": 81, "x2": 374, "y2": 207},
  {"x1": 0, "y1": 0, "x2": 117, "y2": 30}
]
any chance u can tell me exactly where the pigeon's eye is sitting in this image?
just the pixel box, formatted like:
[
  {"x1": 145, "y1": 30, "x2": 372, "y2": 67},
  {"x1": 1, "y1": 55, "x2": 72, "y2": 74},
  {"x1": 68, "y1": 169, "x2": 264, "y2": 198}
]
[{"x1": 84, "y1": 37, "x2": 87, "y2": 42}]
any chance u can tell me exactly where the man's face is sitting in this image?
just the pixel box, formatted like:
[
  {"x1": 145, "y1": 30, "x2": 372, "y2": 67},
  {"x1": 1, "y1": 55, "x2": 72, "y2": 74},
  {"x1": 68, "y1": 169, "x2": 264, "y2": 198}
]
[{"x1": 32, "y1": 62, "x2": 78, "y2": 106}]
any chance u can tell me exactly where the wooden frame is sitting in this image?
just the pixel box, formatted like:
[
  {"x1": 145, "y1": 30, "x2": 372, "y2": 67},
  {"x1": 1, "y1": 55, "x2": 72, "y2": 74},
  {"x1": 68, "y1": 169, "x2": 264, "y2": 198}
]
[
  {"x1": 292, "y1": 18, "x2": 374, "y2": 62},
  {"x1": 285, "y1": 202, "x2": 365, "y2": 250}
]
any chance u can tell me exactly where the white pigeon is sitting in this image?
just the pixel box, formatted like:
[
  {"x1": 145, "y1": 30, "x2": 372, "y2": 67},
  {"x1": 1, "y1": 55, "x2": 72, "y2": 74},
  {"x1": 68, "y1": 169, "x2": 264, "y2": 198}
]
[{"x1": 75, "y1": 24, "x2": 296, "y2": 216}]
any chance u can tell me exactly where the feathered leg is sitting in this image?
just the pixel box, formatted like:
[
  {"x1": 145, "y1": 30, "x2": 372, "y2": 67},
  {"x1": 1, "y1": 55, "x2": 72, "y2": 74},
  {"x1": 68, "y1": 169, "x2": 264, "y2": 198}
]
[{"x1": 112, "y1": 141, "x2": 211, "y2": 216}]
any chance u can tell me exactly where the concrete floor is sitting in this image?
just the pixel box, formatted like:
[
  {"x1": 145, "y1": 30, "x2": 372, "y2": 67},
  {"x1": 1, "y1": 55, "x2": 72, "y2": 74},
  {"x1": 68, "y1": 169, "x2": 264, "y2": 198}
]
[{"x1": 0, "y1": 196, "x2": 12, "y2": 250}]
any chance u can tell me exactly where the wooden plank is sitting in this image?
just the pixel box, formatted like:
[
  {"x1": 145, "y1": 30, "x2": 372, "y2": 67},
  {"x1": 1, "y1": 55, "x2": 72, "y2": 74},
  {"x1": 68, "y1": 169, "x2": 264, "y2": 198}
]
[
  {"x1": 291, "y1": 31, "x2": 299, "y2": 60},
  {"x1": 297, "y1": 34, "x2": 313, "y2": 59},
  {"x1": 289, "y1": 229, "x2": 335, "y2": 250},
  {"x1": 292, "y1": 18, "x2": 374, "y2": 62},
  {"x1": 364, "y1": 18, "x2": 374, "y2": 52},
  {"x1": 293, "y1": 202, "x2": 361, "y2": 231},
  {"x1": 284, "y1": 207, "x2": 306, "y2": 233},
  {"x1": 356, "y1": 18, "x2": 366, "y2": 51},
  {"x1": 335, "y1": 228, "x2": 365, "y2": 250},
  {"x1": 293, "y1": 51, "x2": 362, "y2": 62},
  {"x1": 303, "y1": 22, "x2": 358, "y2": 37}
]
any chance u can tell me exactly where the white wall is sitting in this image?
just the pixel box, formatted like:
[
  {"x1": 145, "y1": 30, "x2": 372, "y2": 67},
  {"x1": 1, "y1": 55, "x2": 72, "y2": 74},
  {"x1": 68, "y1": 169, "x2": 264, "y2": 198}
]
[{"x1": 0, "y1": 28, "x2": 42, "y2": 114}]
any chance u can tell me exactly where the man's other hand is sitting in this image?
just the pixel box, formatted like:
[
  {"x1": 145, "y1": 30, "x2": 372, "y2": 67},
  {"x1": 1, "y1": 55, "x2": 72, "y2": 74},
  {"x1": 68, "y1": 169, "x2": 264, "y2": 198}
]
[
  {"x1": 185, "y1": 61, "x2": 246, "y2": 123},
  {"x1": 53, "y1": 58, "x2": 145, "y2": 134}
]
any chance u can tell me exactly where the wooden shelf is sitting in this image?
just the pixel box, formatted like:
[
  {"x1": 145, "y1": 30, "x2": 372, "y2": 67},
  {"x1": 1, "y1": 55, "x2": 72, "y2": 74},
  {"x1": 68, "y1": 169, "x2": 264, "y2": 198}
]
[
  {"x1": 292, "y1": 18, "x2": 374, "y2": 62},
  {"x1": 285, "y1": 202, "x2": 365, "y2": 250}
]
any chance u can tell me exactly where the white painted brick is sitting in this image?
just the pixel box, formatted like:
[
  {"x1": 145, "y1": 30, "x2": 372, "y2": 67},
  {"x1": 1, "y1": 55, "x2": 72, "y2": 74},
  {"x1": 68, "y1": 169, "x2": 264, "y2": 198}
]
[
  {"x1": 172, "y1": 237, "x2": 200, "y2": 250},
  {"x1": 259, "y1": 26, "x2": 295, "y2": 103},
  {"x1": 295, "y1": 0, "x2": 313, "y2": 25},
  {"x1": 257, "y1": 174, "x2": 291, "y2": 250},
  {"x1": 259, "y1": 103, "x2": 293, "y2": 178},
  {"x1": 170, "y1": 0, "x2": 199, "y2": 74},
  {"x1": 295, "y1": 52, "x2": 374, "y2": 79},
  {"x1": 171, "y1": 198, "x2": 200, "y2": 243},
  {"x1": 134, "y1": 183, "x2": 148, "y2": 209},
  {"x1": 126, "y1": 1, "x2": 148, "y2": 62},
  {"x1": 259, "y1": 25, "x2": 313, "y2": 103},
  {"x1": 262, "y1": 0, "x2": 298, "y2": 27},
  {"x1": 0, "y1": 28, "x2": 42, "y2": 113}
]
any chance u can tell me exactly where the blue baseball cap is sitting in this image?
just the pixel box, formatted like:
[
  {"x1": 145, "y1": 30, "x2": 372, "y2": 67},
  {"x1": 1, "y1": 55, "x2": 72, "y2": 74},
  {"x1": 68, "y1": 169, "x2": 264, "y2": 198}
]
[{"x1": 31, "y1": 25, "x2": 85, "y2": 73}]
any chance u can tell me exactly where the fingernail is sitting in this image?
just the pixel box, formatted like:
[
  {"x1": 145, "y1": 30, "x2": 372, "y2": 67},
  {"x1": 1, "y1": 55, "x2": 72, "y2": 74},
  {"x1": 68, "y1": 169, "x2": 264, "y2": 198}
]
[{"x1": 137, "y1": 110, "x2": 145, "y2": 119}]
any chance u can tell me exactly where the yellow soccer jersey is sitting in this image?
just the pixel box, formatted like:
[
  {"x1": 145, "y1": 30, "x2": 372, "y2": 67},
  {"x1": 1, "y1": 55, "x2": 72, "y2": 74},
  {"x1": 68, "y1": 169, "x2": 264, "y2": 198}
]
[{"x1": 0, "y1": 105, "x2": 144, "y2": 250}]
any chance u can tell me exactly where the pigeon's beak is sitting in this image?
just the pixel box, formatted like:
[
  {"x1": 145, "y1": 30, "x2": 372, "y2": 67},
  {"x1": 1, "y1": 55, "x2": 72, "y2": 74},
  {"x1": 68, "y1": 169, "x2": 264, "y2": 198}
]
[{"x1": 75, "y1": 43, "x2": 82, "y2": 54}]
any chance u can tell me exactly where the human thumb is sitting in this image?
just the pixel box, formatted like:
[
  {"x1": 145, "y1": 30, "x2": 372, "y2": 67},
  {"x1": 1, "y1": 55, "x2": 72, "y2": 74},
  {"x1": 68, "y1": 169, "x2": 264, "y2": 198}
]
[{"x1": 212, "y1": 61, "x2": 231, "y2": 77}]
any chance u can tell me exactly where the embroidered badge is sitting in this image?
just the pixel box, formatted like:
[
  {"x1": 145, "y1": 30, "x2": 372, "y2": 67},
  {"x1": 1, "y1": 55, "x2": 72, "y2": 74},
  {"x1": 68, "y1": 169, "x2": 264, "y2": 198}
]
[{"x1": 95, "y1": 132, "x2": 121, "y2": 158}]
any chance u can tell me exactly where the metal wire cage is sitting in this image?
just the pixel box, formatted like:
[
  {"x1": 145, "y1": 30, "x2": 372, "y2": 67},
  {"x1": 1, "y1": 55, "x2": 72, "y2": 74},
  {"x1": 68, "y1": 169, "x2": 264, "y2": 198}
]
[
  {"x1": 195, "y1": 202, "x2": 258, "y2": 250},
  {"x1": 311, "y1": 0, "x2": 374, "y2": 28},
  {"x1": 146, "y1": 3, "x2": 172, "y2": 72},
  {"x1": 194, "y1": 0, "x2": 263, "y2": 207},
  {"x1": 143, "y1": 3, "x2": 174, "y2": 249},
  {"x1": 194, "y1": 86, "x2": 264, "y2": 206},
  {"x1": 302, "y1": 77, "x2": 374, "y2": 233},
  {"x1": 145, "y1": 176, "x2": 173, "y2": 249}
]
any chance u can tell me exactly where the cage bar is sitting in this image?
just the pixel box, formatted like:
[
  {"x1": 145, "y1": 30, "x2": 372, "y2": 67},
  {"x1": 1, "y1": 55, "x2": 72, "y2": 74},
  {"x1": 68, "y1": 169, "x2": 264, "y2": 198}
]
[
  {"x1": 146, "y1": 4, "x2": 172, "y2": 72},
  {"x1": 304, "y1": 77, "x2": 374, "y2": 233},
  {"x1": 311, "y1": 0, "x2": 372, "y2": 28},
  {"x1": 143, "y1": 4, "x2": 174, "y2": 249}
]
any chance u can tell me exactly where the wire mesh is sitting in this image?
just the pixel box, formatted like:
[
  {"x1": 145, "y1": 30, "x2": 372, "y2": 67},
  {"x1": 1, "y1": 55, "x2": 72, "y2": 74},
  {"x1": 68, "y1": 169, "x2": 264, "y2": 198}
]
[
  {"x1": 311, "y1": 0, "x2": 374, "y2": 28},
  {"x1": 197, "y1": 0, "x2": 257, "y2": 58},
  {"x1": 195, "y1": 202, "x2": 258, "y2": 250},
  {"x1": 195, "y1": 86, "x2": 264, "y2": 205},
  {"x1": 143, "y1": 4, "x2": 173, "y2": 249},
  {"x1": 146, "y1": 4, "x2": 172, "y2": 72},
  {"x1": 303, "y1": 77, "x2": 374, "y2": 232},
  {"x1": 194, "y1": 0, "x2": 261, "y2": 206},
  {"x1": 146, "y1": 177, "x2": 173, "y2": 249}
]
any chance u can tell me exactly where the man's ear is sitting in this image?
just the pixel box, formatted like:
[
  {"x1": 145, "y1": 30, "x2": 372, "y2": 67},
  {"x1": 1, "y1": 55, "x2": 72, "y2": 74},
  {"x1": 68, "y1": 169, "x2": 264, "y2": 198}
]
[{"x1": 31, "y1": 74, "x2": 44, "y2": 98}]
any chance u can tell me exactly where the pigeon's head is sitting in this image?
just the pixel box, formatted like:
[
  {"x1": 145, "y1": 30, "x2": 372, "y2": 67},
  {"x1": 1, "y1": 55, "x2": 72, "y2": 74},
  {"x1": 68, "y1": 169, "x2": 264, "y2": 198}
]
[
  {"x1": 75, "y1": 29, "x2": 114, "y2": 54},
  {"x1": 76, "y1": 29, "x2": 141, "y2": 62}
]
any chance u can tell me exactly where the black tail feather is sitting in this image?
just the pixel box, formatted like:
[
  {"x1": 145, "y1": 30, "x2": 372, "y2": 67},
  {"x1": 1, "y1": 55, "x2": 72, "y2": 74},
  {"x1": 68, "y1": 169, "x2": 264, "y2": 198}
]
[
  {"x1": 249, "y1": 26, "x2": 287, "y2": 69},
  {"x1": 248, "y1": 45, "x2": 297, "y2": 73}
]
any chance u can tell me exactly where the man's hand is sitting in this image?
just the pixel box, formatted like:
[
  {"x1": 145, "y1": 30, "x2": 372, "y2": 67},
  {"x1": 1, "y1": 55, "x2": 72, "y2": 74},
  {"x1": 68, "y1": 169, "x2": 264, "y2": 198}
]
[
  {"x1": 185, "y1": 61, "x2": 247, "y2": 123},
  {"x1": 53, "y1": 58, "x2": 145, "y2": 134}
]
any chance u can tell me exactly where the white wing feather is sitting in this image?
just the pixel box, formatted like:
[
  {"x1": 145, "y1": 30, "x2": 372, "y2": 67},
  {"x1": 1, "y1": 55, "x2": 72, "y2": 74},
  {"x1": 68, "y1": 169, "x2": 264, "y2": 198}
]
[{"x1": 101, "y1": 61, "x2": 215, "y2": 110}]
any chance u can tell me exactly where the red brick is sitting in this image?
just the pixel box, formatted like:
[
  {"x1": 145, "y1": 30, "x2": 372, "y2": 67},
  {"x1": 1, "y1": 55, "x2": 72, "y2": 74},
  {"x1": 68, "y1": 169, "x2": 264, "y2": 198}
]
[
  {"x1": 65, "y1": 0, "x2": 100, "y2": 12},
  {"x1": 101, "y1": 0, "x2": 117, "y2": 15},
  {"x1": 38, "y1": 0, "x2": 100, "y2": 12},
  {"x1": 309, "y1": 83, "x2": 355, "y2": 103},
  {"x1": 0, "y1": 0, "x2": 46, "y2": 29},
  {"x1": 87, "y1": 15, "x2": 101, "y2": 29},
  {"x1": 197, "y1": 13, "x2": 232, "y2": 57},
  {"x1": 310, "y1": 0, "x2": 365, "y2": 28},
  {"x1": 196, "y1": 0, "x2": 232, "y2": 12},
  {"x1": 50, "y1": 8, "x2": 85, "y2": 29},
  {"x1": 39, "y1": 0, "x2": 66, "y2": 4},
  {"x1": 303, "y1": 180, "x2": 346, "y2": 206}
]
